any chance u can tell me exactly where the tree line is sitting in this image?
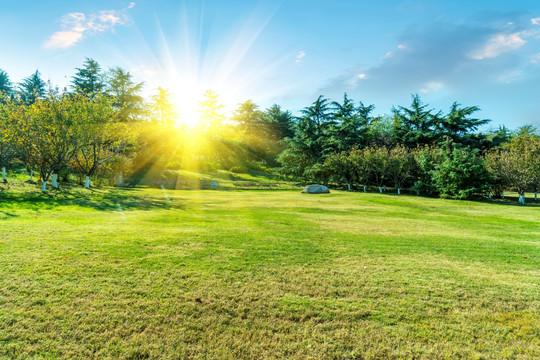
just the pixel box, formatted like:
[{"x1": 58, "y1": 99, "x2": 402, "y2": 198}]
[{"x1": 0, "y1": 59, "x2": 539, "y2": 202}]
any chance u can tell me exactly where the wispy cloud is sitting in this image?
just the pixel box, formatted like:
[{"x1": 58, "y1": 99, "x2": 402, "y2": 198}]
[
  {"x1": 469, "y1": 33, "x2": 526, "y2": 60},
  {"x1": 532, "y1": 17, "x2": 540, "y2": 25},
  {"x1": 318, "y1": 12, "x2": 540, "y2": 98},
  {"x1": 44, "y1": 3, "x2": 135, "y2": 50},
  {"x1": 296, "y1": 51, "x2": 306, "y2": 63}
]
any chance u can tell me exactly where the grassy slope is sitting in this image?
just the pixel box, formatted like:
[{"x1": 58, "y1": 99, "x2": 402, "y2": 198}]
[{"x1": 0, "y1": 187, "x2": 539, "y2": 359}]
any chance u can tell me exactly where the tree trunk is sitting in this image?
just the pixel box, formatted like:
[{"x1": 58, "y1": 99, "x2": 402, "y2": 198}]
[
  {"x1": 42, "y1": 181, "x2": 47, "y2": 193},
  {"x1": 2, "y1": 167, "x2": 6, "y2": 184},
  {"x1": 85, "y1": 176, "x2": 91, "y2": 189},
  {"x1": 52, "y1": 174, "x2": 59, "y2": 189},
  {"x1": 378, "y1": 187, "x2": 382, "y2": 194},
  {"x1": 347, "y1": 183, "x2": 351, "y2": 191},
  {"x1": 363, "y1": 186, "x2": 366, "y2": 193},
  {"x1": 535, "y1": 191, "x2": 538, "y2": 201},
  {"x1": 501, "y1": 191, "x2": 504, "y2": 200},
  {"x1": 118, "y1": 172, "x2": 123, "y2": 187},
  {"x1": 29, "y1": 170, "x2": 33, "y2": 182},
  {"x1": 519, "y1": 194, "x2": 525, "y2": 204},
  {"x1": 398, "y1": 188, "x2": 401, "y2": 195}
]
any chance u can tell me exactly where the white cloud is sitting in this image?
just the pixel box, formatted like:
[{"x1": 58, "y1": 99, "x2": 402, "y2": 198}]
[
  {"x1": 44, "y1": 4, "x2": 134, "y2": 50},
  {"x1": 420, "y1": 81, "x2": 443, "y2": 94},
  {"x1": 397, "y1": 44, "x2": 407, "y2": 50},
  {"x1": 357, "y1": 73, "x2": 367, "y2": 79},
  {"x1": 469, "y1": 33, "x2": 526, "y2": 60},
  {"x1": 44, "y1": 31, "x2": 84, "y2": 49},
  {"x1": 128, "y1": 2, "x2": 136, "y2": 9},
  {"x1": 532, "y1": 17, "x2": 540, "y2": 25},
  {"x1": 531, "y1": 53, "x2": 540, "y2": 64},
  {"x1": 497, "y1": 70, "x2": 522, "y2": 83},
  {"x1": 295, "y1": 51, "x2": 306, "y2": 63}
]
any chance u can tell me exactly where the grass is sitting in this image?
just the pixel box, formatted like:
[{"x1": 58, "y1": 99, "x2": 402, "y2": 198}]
[{"x1": 0, "y1": 184, "x2": 539, "y2": 359}]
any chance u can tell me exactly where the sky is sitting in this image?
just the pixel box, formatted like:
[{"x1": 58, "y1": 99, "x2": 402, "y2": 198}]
[{"x1": 1, "y1": 0, "x2": 539, "y2": 129}]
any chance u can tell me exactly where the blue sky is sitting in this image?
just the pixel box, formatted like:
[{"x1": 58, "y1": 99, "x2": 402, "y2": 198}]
[{"x1": 1, "y1": 0, "x2": 539, "y2": 129}]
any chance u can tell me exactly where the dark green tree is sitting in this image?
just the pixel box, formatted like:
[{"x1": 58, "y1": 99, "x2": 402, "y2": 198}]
[
  {"x1": 392, "y1": 94, "x2": 441, "y2": 147},
  {"x1": 0, "y1": 69, "x2": 14, "y2": 100},
  {"x1": 439, "y1": 102, "x2": 489, "y2": 148},
  {"x1": 330, "y1": 93, "x2": 372, "y2": 151},
  {"x1": 72, "y1": 58, "x2": 106, "y2": 97},
  {"x1": 18, "y1": 70, "x2": 46, "y2": 105},
  {"x1": 107, "y1": 67, "x2": 144, "y2": 121},
  {"x1": 432, "y1": 141, "x2": 492, "y2": 199}
]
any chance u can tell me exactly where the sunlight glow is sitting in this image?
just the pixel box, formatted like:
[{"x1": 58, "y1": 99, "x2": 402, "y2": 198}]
[{"x1": 128, "y1": 1, "x2": 284, "y2": 129}]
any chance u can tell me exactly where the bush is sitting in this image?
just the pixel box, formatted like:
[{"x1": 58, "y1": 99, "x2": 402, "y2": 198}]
[{"x1": 432, "y1": 144, "x2": 492, "y2": 199}]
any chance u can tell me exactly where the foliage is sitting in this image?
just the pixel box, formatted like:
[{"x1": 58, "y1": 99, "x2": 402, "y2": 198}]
[
  {"x1": 431, "y1": 142, "x2": 492, "y2": 199},
  {"x1": 18, "y1": 70, "x2": 46, "y2": 105},
  {"x1": 485, "y1": 135, "x2": 540, "y2": 201}
]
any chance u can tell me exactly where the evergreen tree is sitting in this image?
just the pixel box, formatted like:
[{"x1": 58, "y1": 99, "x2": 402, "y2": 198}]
[
  {"x1": 392, "y1": 94, "x2": 441, "y2": 147},
  {"x1": 72, "y1": 58, "x2": 106, "y2": 97},
  {"x1": 18, "y1": 70, "x2": 46, "y2": 105}
]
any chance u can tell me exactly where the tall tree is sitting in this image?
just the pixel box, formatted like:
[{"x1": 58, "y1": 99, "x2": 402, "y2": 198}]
[
  {"x1": 392, "y1": 94, "x2": 441, "y2": 147},
  {"x1": 14, "y1": 94, "x2": 85, "y2": 191},
  {"x1": 439, "y1": 102, "x2": 489, "y2": 147},
  {"x1": 18, "y1": 70, "x2": 46, "y2": 105},
  {"x1": 107, "y1": 67, "x2": 144, "y2": 121},
  {"x1": 0, "y1": 69, "x2": 14, "y2": 100},
  {"x1": 149, "y1": 87, "x2": 177, "y2": 125},
  {"x1": 330, "y1": 93, "x2": 372, "y2": 151},
  {"x1": 262, "y1": 104, "x2": 294, "y2": 141},
  {"x1": 72, "y1": 58, "x2": 106, "y2": 97},
  {"x1": 197, "y1": 90, "x2": 225, "y2": 131}
]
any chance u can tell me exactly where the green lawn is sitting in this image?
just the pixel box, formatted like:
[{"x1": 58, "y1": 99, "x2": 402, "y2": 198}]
[{"x1": 1, "y1": 186, "x2": 539, "y2": 359}]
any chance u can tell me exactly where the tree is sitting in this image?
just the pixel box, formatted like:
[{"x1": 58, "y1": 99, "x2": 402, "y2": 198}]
[
  {"x1": 439, "y1": 102, "x2": 489, "y2": 147},
  {"x1": 363, "y1": 146, "x2": 390, "y2": 192},
  {"x1": 197, "y1": 90, "x2": 225, "y2": 132},
  {"x1": 149, "y1": 87, "x2": 177, "y2": 125},
  {"x1": 330, "y1": 93, "x2": 372, "y2": 151},
  {"x1": 393, "y1": 94, "x2": 441, "y2": 147},
  {"x1": 486, "y1": 135, "x2": 540, "y2": 204},
  {"x1": 14, "y1": 94, "x2": 85, "y2": 191},
  {"x1": 387, "y1": 145, "x2": 414, "y2": 194},
  {"x1": 70, "y1": 95, "x2": 135, "y2": 188},
  {"x1": 107, "y1": 67, "x2": 144, "y2": 121},
  {"x1": 0, "y1": 69, "x2": 14, "y2": 100},
  {"x1": 432, "y1": 142, "x2": 491, "y2": 199},
  {"x1": 325, "y1": 150, "x2": 357, "y2": 191},
  {"x1": 262, "y1": 104, "x2": 294, "y2": 141},
  {"x1": 72, "y1": 58, "x2": 106, "y2": 97},
  {"x1": 411, "y1": 145, "x2": 443, "y2": 196},
  {"x1": 0, "y1": 99, "x2": 19, "y2": 182},
  {"x1": 19, "y1": 70, "x2": 46, "y2": 105}
]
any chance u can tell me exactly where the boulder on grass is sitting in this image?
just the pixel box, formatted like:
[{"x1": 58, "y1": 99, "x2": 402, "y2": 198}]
[{"x1": 302, "y1": 184, "x2": 330, "y2": 194}]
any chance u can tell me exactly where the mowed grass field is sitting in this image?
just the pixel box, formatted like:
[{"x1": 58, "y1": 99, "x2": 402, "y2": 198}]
[{"x1": 1, "y1": 187, "x2": 539, "y2": 359}]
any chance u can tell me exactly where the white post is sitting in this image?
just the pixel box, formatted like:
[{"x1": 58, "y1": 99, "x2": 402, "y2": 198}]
[
  {"x1": 379, "y1": 187, "x2": 382, "y2": 194},
  {"x1": 42, "y1": 181, "x2": 47, "y2": 193},
  {"x1": 85, "y1": 176, "x2": 91, "y2": 189},
  {"x1": 363, "y1": 186, "x2": 366, "y2": 193},
  {"x1": 2, "y1": 167, "x2": 6, "y2": 183},
  {"x1": 398, "y1": 188, "x2": 401, "y2": 195},
  {"x1": 347, "y1": 183, "x2": 351, "y2": 191},
  {"x1": 118, "y1": 172, "x2": 123, "y2": 187},
  {"x1": 52, "y1": 174, "x2": 58, "y2": 189}
]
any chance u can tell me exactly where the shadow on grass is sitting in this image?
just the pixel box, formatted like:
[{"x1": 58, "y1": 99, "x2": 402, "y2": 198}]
[{"x1": 0, "y1": 187, "x2": 185, "y2": 212}]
